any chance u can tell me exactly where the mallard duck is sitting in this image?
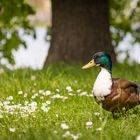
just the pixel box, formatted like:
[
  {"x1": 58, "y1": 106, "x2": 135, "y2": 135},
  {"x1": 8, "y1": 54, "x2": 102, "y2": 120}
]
[{"x1": 82, "y1": 51, "x2": 140, "y2": 114}]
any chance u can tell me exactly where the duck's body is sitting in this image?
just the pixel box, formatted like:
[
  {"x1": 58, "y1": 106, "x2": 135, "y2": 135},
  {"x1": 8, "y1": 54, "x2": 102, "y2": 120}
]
[
  {"x1": 102, "y1": 78, "x2": 140, "y2": 112},
  {"x1": 82, "y1": 52, "x2": 140, "y2": 113},
  {"x1": 93, "y1": 69, "x2": 140, "y2": 112}
]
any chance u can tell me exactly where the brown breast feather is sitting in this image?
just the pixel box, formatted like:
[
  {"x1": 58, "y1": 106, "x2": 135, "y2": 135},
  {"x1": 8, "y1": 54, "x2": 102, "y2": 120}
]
[{"x1": 100, "y1": 78, "x2": 140, "y2": 112}]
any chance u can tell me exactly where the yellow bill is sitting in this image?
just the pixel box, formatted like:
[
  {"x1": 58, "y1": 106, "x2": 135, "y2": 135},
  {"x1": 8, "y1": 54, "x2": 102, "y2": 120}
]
[{"x1": 82, "y1": 59, "x2": 96, "y2": 69}]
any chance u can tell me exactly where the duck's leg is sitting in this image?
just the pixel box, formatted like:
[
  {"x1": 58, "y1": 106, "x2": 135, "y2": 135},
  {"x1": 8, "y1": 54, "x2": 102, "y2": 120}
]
[
  {"x1": 111, "y1": 107, "x2": 121, "y2": 119},
  {"x1": 112, "y1": 107, "x2": 128, "y2": 119},
  {"x1": 122, "y1": 107, "x2": 128, "y2": 117},
  {"x1": 111, "y1": 111, "x2": 122, "y2": 119},
  {"x1": 112, "y1": 111, "x2": 118, "y2": 119}
]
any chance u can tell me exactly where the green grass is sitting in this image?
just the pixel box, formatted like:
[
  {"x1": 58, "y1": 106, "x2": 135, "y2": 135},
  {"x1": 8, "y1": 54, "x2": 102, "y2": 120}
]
[{"x1": 0, "y1": 63, "x2": 140, "y2": 140}]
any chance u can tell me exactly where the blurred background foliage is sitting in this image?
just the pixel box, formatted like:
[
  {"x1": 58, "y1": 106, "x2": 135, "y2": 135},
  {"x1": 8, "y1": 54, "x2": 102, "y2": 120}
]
[
  {"x1": 110, "y1": 0, "x2": 140, "y2": 48},
  {"x1": 0, "y1": 0, "x2": 36, "y2": 64},
  {"x1": 0, "y1": 0, "x2": 140, "y2": 64}
]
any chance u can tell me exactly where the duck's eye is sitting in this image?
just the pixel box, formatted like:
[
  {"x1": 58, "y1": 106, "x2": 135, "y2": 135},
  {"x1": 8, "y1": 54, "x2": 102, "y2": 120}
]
[
  {"x1": 93, "y1": 55, "x2": 101, "y2": 61},
  {"x1": 94, "y1": 55, "x2": 100, "y2": 60}
]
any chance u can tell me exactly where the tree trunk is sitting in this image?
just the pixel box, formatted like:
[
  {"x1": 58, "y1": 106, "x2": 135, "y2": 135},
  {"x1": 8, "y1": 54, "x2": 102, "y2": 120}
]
[{"x1": 45, "y1": 0, "x2": 116, "y2": 65}]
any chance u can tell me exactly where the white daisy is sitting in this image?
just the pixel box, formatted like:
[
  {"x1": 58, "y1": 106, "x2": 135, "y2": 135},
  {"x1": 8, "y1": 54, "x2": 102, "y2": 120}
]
[
  {"x1": 60, "y1": 123, "x2": 69, "y2": 130},
  {"x1": 18, "y1": 91, "x2": 23, "y2": 95},
  {"x1": 9, "y1": 128, "x2": 16, "y2": 132},
  {"x1": 6, "y1": 96, "x2": 13, "y2": 101},
  {"x1": 79, "y1": 92, "x2": 88, "y2": 96},
  {"x1": 136, "y1": 134, "x2": 140, "y2": 140},
  {"x1": 96, "y1": 127, "x2": 102, "y2": 131},
  {"x1": 86, "y1": 121, "x2": 93, "y2": 128},
  {"x1": 66, "y1": 86, "x2": 73, "y2": 92},
  {"x1": 45, "y1": 90, "x2": 51, "y2": 96}
]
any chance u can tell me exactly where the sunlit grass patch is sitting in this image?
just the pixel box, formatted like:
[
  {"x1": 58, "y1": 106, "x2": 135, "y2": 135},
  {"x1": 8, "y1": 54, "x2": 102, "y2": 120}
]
[{"x1": 0, "y1": 64, "x2": 140, "y2": 139}]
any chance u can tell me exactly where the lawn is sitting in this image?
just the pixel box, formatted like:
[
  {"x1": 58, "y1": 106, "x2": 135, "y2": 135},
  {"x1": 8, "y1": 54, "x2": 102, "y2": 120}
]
[{"x1": 0, "y1": 63, "x2": 140, "y2": 140}]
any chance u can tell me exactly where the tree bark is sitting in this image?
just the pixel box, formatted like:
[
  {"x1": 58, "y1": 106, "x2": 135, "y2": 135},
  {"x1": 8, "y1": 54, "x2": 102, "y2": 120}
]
[{"x1": 45, "y1": 0, "x2": 116, "y2": 65}]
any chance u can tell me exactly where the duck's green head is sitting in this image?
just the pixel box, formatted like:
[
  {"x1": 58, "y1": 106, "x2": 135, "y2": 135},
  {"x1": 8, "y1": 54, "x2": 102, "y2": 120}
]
[{"x1": 82, "y1": 52, "x2": 112, "y2": 72}]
